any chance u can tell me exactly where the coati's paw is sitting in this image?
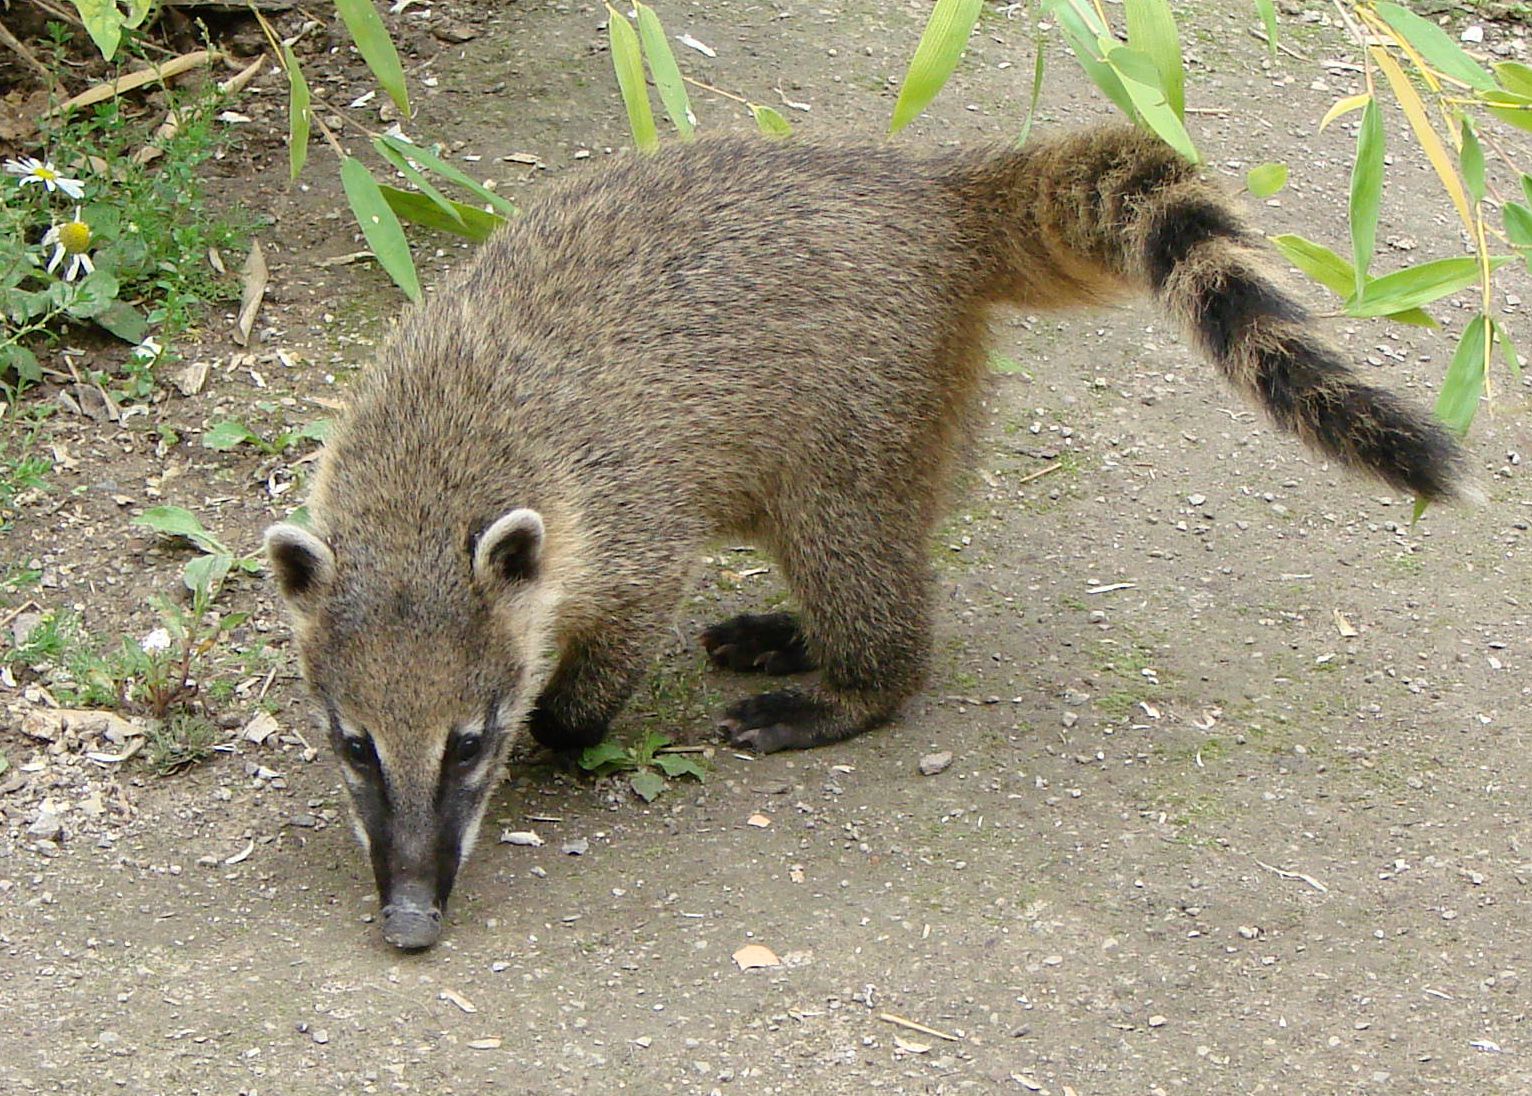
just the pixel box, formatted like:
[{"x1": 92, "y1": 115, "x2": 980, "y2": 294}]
[
  {"x1": 718, "y1": 690, "x2": 834, "y2": 753},
  {"x1": 527, "y1": 705, "x2": 608, "y2": 754},
  {"x1": 700, "y1": 613, "x2": 815, "y2": 676}
]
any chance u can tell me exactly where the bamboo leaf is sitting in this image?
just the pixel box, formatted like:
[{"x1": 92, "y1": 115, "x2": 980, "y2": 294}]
[
  {"x1": 1495, "y1": 318, "x2": 1523, "y2": 378},
  {"x1": 1503, "y1": 201, "x2": 1532, "y2": 248},
  {"x1": 1435, "y1": 313, "x2": 1487, "y2": 436},
  {"x1": 335, "y1": 0, "x2": 410, "y2": 115},
  {"x1": 889, "y1": 0, "x2": 985, "y2": 135},
  {"x1": 1460, "y1": 116, "x2": 1485, "y2": 206},
  {"x1": 1345, "y1": 256, "x2": 1506, "y2": 318},
  {"x1": 635, "y1": 2, "x2": 695, "y2": 139},
  {"x1": 1374, "y1": 2, "x2": 1494, "y2": 91},
  {"x1": 1349, "y1": 98, "x2": 1385, "y2": 295},
  {"x1": 377, "y1": 135, "x2": 518, "y2": 216},
  {"x1": 340, "y1": 157, "x2": 421, "y2": 302},
  {"x1": 1124, "y1": 0, "x2": 1184, "y2": 119},
  {"x1": 1267, "y1": 234, "x2": 1435, "y2": 326},
  {"x1": 1252, "y1": 0, "x2": 1278, "y2": 56},
  {"x1": 1017, "y1": 17, "x2": 1047, "y2": 146},
  {"x1": 1370, "y1": 46, "x2": 1473, "y2": 234},
  {"x1": 1246, "y1": 161, "x2": 1288, "y2": 198},
  {"x1": 1495, "y1": 61, "x2": 1532, "y2": 97},
  {"x1": 374, "y1": 137, "x2": 464, "y2": 226},
  {"x1": 283, "y1": 44, "x2": 311, "y2": 181},
  {"x1": 1319, "y1": 92, "x2": 1370, "y2": 133},
  {"x1": 607, "y1": 5, "x2": 659, "y2": 153},
  {"x1": 1102, "y1": 42, "x2": 1199, "y2": 163},
  {"x1": 1482, "y1": 90, "x2": 1532, "y2": 134},
  {"x1": 1048, "y1": 0, "x2": 1137, "y2": 120},
  {"x1": 750, "y1": 103, "x2": 793, "y2": 138},
  {"x1": 379, "y1": 185, "x2": 503, "y2": 241}
]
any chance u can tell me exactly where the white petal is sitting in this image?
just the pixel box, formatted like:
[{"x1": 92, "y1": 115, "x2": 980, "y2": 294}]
[
  {"x1": 46, "y1": 244, "x2": 64, "y2": 274},
  {"x1": 57, "y1": 178, "x2": 85, "y2": 200}
]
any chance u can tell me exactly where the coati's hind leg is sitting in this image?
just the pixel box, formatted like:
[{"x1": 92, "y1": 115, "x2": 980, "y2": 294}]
[
  {"x1": 720, "y1": 518, "x2": 933, "y2": 754},
  {"x1": 700, "y1": 612, "x2": 816, "y2": 675}
]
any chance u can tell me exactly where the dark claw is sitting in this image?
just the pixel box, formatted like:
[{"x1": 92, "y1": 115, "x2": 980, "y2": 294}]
[
  {"x1": 700, "y1": 613, "x2": 816, "y2": 675},
  {"x1": 718, "y1": 690, "x2": 830, "y2": 753}
]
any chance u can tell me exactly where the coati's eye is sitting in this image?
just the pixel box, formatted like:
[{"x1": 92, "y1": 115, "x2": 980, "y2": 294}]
[
  {"x1": 452, "y1": 734, "x2": 484, "y2": 766},
  {"x1": 344, "y1": 736, "x2": 378, "y2": 768}
]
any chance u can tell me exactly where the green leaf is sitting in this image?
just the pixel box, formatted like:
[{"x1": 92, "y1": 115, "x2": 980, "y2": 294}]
[
  {"x1": 1124, "y1": 0, "x2": 1184, "y2": 119},
  {"x1": 379, "y1": 185, "x2": 504, "y2": 242},
  {"x1": 374, "y1": 138, "x2": 465, "y2": 227},
  {"x1": 1252, "y1": 0, "x2": 1278, "y2": 57},
  {"x1": 203, "y1": 420, "x2": 257, "y2": 451},
  {"x1": 1523, "y1": 172, "x2": 1532, "y2": 209},
  {"x1": 123, "y1": 0, "x2": 151, "y2": 29},
  {"x1": 1349, "y1": 98, "x2": 1384, "y2": 295},
  {"x1": 70, "y1": 0, "x2": 124, "y2": 60},
  {"x1": 749, "y1": 104, "x2": 793, "y2": 138},
  {"x1": 635, "y1": 2, "x2": 695, "y2": 139},
  {"x1": 1496, "y1": 61, "x2": 1532, "y2": 97},
  {"x1": 1, "y1": 344, "x2": 41, "y2": 382},
  {"x1": 1346, "y1": 256, "x2": 1506, "y2": 318},
  {"x1": 1047, "y1": 0, "x2": 1137, "y2": 121},
  {"x1": 889, "y1": 0, "x2": 984, "y2": 135},
  {"x1": 283, "y1": 44, "x2": 311, "y2": 181},
  {"x1": 1491, "y1": 317, "x2": 1522, "y2": 378},
  {"x1": 66, "y1": 269, "x2": 120, "y2": 320},
  {"x1": 296, "y1": 419, "x2": 333, "y2": 443},
  {"x1": 1266, "y1": 234, "x2": 1436, "y2": 327},
  {"x1": 629, "y1": 768, "x2": 666, "y2": 802},
  {"x1": 335, "y1": 0, "x2": 410, "y2": 115},
  {"x1": 653, "y1": 753, "x2": 706, "y2": 780},
  {"x1": 1478, "y1": 90, "x2": 1532, "y2": 134},
  {"x1": 578, "y1": 740, "x2": 634, "y2": 773},
  {"x1": 340, "y1": 157, "x2": 421, "y2": 302},
  {"x1": 607, "y1": 6, "x2": 659, "y2": 154},
  {"x1": 1375, "y1": 2, "x2": 1494, "y2": 91},
  {"x1": 376, "y1": 136, "x2": 518, "y2": 217},
  {"x1": 989, "y1": 353, "x2": 1028, "y2": 375},
  {"x1": 1101, "y1": 42, "x2": 1199, "y2": 163},
  {"x1": 635, "y1": 729, "x2": 672, "y2": 765},
  {"x1": 133, "y1": 505, "x2": 228, "y2": 556},
  {"x1": 1246, "y1": 161, "x2": 1288, "y2": 198},
  {"x1": 183, "y1": 552, "x2": 232, "y2": 597},
  {"x1": 1016, "y1": 19, "x2": 1047, "y2": 147},
  {"x1": 1435, "y1": 313, "x2": 1487, "y2": 436},
  {"x1": 94, "y1": 299, "x2": 148, "y2": 343},
  {"x1": 1460, "y1": 116, "x2": 1485, "y2": 206}
]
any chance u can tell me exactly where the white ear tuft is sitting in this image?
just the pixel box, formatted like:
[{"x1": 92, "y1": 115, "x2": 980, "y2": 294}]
[{"x1": 472, "y1": 508, "x2": 544, "y2": 590}]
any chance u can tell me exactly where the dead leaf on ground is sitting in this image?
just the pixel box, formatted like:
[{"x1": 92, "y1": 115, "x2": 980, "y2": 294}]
[
  {"x1": 439, "y1": 988, "x2": 477, "y2": 1013},
  {"x1": 22, "y1": 708, "x2": 145, "y2": 745},
  {"x1": 746, "y1": 813, "x2": 771, "y2": 828},
  {"x1": 732, "y1": 943, "x2": 781, "y2": 971},
  {"x1": 893, "y1": 1034, "x2": 931, "y2": 1054},
  {"x1": 466, "y1": 1037, "x2": 501, "y2": 1050},
  {"x1": 1333, "y1": 609, "x2": 1359, "y2": 638},
  {"x1": 233, "y1": 240, "x2": 268, "y2": 347},
  {"x1": 241, "y1": 712, "x2": 280, "y2": 745}
]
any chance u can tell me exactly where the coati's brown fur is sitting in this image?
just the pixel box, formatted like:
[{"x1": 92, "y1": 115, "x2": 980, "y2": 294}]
[{"x1": 265, "y1": 127, "x2": 1468, "y2": 949}]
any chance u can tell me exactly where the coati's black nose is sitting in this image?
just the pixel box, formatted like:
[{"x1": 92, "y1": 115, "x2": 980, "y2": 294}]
[{"x1": 381, "y1": 902, "x2": 443, "y2": 950}]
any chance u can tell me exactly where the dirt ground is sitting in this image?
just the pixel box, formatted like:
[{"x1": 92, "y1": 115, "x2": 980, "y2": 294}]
[{"x1": 4, "y1": 0, "x2": 1532, "y2": 1092}]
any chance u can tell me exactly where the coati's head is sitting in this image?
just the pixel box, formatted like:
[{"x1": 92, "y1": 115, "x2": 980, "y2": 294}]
[{"x1": 263, "y1": 509, "x2": 554, "y2": 950}]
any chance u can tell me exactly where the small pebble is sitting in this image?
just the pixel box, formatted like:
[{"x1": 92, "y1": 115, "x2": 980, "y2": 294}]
[{"x1": 918, "y1": 751, "x2": 953, "y2": 776}]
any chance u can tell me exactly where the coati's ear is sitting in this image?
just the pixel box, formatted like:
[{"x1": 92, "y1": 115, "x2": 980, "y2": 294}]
[
  {"x1": 472, "y1": 508, "x2": 544, "y2": 591},
  {"x1": 264, "y1": 523, "x2": 336, "y2": 608}
]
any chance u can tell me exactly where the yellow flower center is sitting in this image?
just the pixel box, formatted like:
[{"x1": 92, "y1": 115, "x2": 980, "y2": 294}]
[
  {"x1": 58, "y1": 220, "x2": 91, "y2": 254},
  {"x1": 35, "y1": 164, "x2": 58, "y2": 182}
]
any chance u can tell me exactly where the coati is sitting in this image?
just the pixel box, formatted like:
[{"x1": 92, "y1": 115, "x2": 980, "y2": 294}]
[{"x1": 265, "y1": 127, "x2": 1468, "y2": 950}]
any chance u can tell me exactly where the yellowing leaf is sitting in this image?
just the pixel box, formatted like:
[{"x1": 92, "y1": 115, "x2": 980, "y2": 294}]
[
  {"x1": 1318, "y1": 93, "x2": 1370, "y2": 133},
  {"x1": 1370, "y1": 46, "x2": 1472, "y2": 234}
]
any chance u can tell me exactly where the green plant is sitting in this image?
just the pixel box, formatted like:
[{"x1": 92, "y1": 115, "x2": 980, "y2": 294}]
[
  {"x1": 3, "y1": 65, "x2": 247, "y2": 395},
  {"x1": 145, "y1": 712, "x2": 219, "y2": 775},
  {"x1": 579, "y1": 730, "x2": 706, "y2": 803},
  {"x1": 131, "y1": 505, "x2": 262, "y2": 595},
  {"x1": 0, "y1": 412, "x2": 50, "y2": 528},
  {"x1": 202, "y1": 417, "x2": 332, "y2": 455}
]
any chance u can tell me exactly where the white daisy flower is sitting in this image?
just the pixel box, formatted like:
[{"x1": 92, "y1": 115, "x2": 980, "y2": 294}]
[
  {"x1": 43, "y1": 207, "x2": 95, "y2": 282},
  {"x1": 4, "y1": 156, "x2": 85, "y2": 200}
]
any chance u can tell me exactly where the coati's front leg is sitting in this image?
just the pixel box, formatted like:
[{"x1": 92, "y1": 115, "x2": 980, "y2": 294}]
[
  {"x1": 700, "y1": 612, "x2": 816, "y2": 675},
  {"x1": 527, "y1": 630, "x2": 647, "y2": 753},
  {"x1": 718, "y1": 531, "x2": 933, "y2": 753}
]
